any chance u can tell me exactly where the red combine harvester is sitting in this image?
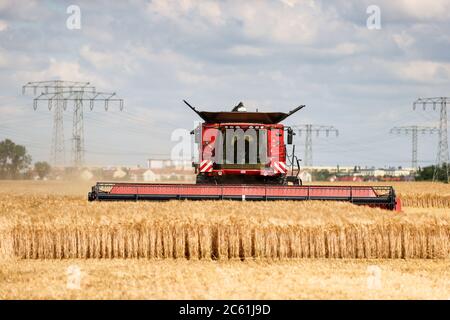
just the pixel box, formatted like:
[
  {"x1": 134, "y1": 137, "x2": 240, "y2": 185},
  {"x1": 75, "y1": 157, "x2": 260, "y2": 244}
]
[{"x1": 88, "y1": 101, "x2": 401, "y2": 211}]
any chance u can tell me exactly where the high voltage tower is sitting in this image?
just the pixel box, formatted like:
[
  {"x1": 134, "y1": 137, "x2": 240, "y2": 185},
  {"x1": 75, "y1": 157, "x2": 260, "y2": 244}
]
[
  {"x1": 389, "y1": 125, "x2": 439, "y2": 170},
  {"x1": 293, "y1": 124, "x2": 339, "y2": 167},
  {"x1": 23, "y1": 81, "x2": 95, "y2": 166},
  {"x1": 23, "y1": 80, "x2": 124, "y2": 167},
  {"x1": 413, "y1": 97, "x2": 450, "y2": 182}
]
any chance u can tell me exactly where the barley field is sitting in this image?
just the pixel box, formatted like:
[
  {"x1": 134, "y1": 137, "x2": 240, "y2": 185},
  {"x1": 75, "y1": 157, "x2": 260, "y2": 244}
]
[{"x1": 0, "y1": 180, "x2": 449, "y2": 299}]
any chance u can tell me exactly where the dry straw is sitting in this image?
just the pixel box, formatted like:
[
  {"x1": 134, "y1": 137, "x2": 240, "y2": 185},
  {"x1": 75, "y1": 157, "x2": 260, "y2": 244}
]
[
  {"x1": 400, "y1": 194, "x2": 450, "y2": 208},
  {"x1": 1, "y1": 195, "x2": 449, "y2": 260},
  {"x1": 4, "y1": 219, "x2": 450, "y2": 260}
]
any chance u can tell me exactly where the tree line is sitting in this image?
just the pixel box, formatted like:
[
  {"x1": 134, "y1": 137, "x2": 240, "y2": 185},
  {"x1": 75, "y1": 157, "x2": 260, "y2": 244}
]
[
  {"x1": 415, "y1": 164, "x2": 449, "y2": 183},
  {"x1": 0, "y1": 139, "x2": 51, "y2": 179}
]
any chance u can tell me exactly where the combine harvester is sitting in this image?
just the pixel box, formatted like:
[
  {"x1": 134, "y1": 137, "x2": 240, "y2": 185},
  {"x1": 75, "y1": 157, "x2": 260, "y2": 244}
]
[{"x1": 88, "y1": 101, "x2": 401, "y2": 211}]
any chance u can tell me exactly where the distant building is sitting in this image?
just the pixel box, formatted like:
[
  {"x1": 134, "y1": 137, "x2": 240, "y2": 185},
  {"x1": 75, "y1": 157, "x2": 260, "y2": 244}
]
[
  {"x1": 129, "y1": 168, "x2": 146, "y2": 181},
  {"x1": 113, "y1": 168, "x2": 127, "y2": 179},
  {"x1": 359, "y1": 168, "x2": 387, "y2": 177},
  {"x1": 147, "y1": 159, "x2": 165, "y2": 169},
  {"x1": 147, "y1": 158, "x2": 192, "y2": 171},
  {"x1": 385, "y1": 167, "x2": 412, "y2": 177},
  {"x1": 301, "y1": 166, "x2": 355, "y2": 173}
]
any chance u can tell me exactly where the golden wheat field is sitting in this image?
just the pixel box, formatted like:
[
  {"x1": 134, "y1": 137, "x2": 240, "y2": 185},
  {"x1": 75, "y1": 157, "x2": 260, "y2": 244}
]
[
  {"x1": 0, "y1": 180, "x2": 449, "y2": 299},
  {"x1": 313, "y1": 181, "x2": 450, "y2": 208},
  {"x1": 1, "y1": 259, "x2": 449, "y2": 299}
]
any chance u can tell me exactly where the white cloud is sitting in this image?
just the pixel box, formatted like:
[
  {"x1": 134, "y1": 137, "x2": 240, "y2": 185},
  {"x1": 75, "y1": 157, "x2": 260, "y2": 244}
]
[
  {"x1": 392, "y1": 0, "x2": 450, "y2": 21},
  {"x1": 15, "y1": 58, "x2": 110, "y2": 90},
  {"x1": 148, "y1": 0, "x2": 193, "y2": 19},
  {"x1": 279, "y1": 0, "x2": 299, "y2": 8},
  {"x1": 0, "y1": 48, "x2": 32, "y2": 69},
  {"x1": 44, "y1": 59, "x2": 87, "y2": 81},
  {"x1": 129, "y1": 46, "x2": 202, "y2": 69},
  {"x1": 81, "y1": 43, "x2": 213, "y2": 88},
  {"x1": 147, "y1": 0, "x2": 224, "y2": 26},
  {"x1": 0, "y1": 20, "x2": 8, "y2": 31},
  {"x1": 82, "y1": 26, "x2": 114, "y2": 43},
  {"x1": 330, "y1": 42, "x2": 362, "y2": 55},
  {"x1": 146, "y1": 0, "x2": 334, "y2": 45},
  {"x1": 390, "y1": 60, "x2": 450, "y2": 83},
  {"x1": 0, "y1": 0, "x2": 46, "y2": 21},
  {"x1": 230, "y1": 2, "x2": 320, "y2": 45},
  {"x1": 176, "y1": 70, "x2": 215, "y2": 85},
  {"x1": 80, "y1": 45, "x2": 119, "y2": 70},
  {"x1": 0, "y1": 51, "x2": 8, "y2": 67},
  {"x1": 392, "y1": 31, "x2": 415, "y2": 51},
  {"x1": 228, "y1": 45, "x2": 266, "y2": 57},
  {"x1": 0, "y1": 100, "x2": 25, "y2": 116},
  {"x1": 196, "y1": 1, "x2": 223, "y2": 26},
  {"x1": 0, "y1": 0, "x2": 15, "y2": 11}
]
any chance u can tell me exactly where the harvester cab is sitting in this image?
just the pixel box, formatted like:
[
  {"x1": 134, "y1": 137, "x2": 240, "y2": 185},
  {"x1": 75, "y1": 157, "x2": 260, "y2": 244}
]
[{"x1": 184, "y1": 100, "x2": 304, "y2": 185}]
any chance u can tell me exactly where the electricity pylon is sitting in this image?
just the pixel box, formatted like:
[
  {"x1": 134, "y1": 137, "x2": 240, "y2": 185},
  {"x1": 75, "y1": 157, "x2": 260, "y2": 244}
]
[
  {"x1": 23, "y1": 81, "x2": 95, "y2": 166},
  {"x1": 413, "y1": 97, "x2": 450, "y2": 181},
  {"x1": 32, "y1": 88, "x2": 123, "y2": 167},
  {"x1": 390, "y1": 125, "x2": 439, "y2": 170},
  {"x1": 293, "y1": 125, "x2": 339, "y2": 167}
]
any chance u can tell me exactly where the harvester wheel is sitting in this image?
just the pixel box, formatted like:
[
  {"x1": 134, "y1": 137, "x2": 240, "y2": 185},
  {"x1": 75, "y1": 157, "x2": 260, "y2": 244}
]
[
  {"x1": 195, "y1": 174, "x2": 214, "y2": 185},
  {"x1": 286, "y1": 176, "x2": 302, "y2": 186},
  {"x1": 88, "y1": 191, "x2": 97, "y2": 201}
]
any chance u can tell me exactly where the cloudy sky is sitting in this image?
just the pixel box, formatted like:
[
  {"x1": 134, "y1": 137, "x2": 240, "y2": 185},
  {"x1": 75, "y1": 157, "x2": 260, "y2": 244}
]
[{"x1": 1, "y1": 0, "x2": 450, "y2": 168}]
